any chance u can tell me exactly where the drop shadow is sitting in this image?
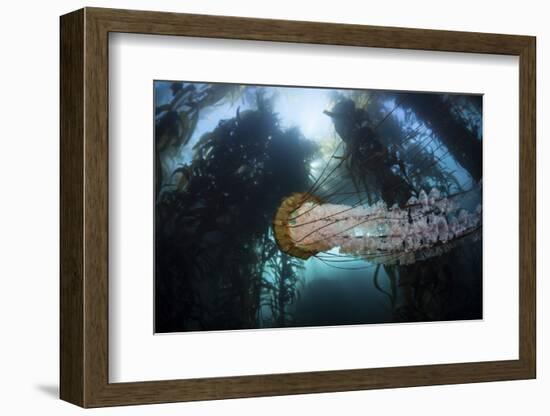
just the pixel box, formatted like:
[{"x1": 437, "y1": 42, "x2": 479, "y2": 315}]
[{"x1": 35, "y1": 384, "x2": 59, "y2": 399}]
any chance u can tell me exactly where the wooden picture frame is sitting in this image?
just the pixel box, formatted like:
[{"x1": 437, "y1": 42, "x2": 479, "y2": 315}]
[{"x1": 60, "y1": 7, "x2": 536, "y2": 408}]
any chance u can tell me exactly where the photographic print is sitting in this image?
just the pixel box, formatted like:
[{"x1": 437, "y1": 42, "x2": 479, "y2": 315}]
[{"x1": 154, "y1": 81, "x2": 482, "y2": 333}]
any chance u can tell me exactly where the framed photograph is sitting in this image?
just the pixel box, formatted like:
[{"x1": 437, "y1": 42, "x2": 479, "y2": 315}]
[{"x1": 60, "y1": 7, "x2": 536, "y2": 407}]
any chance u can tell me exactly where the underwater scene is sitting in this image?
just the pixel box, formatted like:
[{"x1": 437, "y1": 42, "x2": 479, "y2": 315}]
[{"x1": 154, "y1": 81, "x2": 482, "y2": 333}]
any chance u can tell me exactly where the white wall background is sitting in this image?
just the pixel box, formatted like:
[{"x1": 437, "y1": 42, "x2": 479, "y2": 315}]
[{"x1": 0, "y1": 0, "x2": 546, "y2": 414}]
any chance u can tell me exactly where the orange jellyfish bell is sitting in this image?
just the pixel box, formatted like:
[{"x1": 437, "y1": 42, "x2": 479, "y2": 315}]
[{"x1": 273, "y1": 192, "x2": 325, "y2": 259}]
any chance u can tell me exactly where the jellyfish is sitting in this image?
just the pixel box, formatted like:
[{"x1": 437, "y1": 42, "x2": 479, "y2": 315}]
[
  {"x1": 273, "y1": 187, "x2": 481, "y2": 266},
  {"x1": 272, "y1": 92, "x2": 482, "y2": 268}
]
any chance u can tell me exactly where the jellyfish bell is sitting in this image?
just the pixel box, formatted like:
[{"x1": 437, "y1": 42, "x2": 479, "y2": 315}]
[
  {"x1": 273, "y1": 188, "x2": 481, "y2": 266},
  {"x1": 273, "y1": 193, "x2": 325, "y2": 259}
]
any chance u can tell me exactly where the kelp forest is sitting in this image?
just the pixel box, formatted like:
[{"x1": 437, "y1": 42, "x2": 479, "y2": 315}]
[{"x1": 154, "y1": 81, "x2": 482, "y2": 333}]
